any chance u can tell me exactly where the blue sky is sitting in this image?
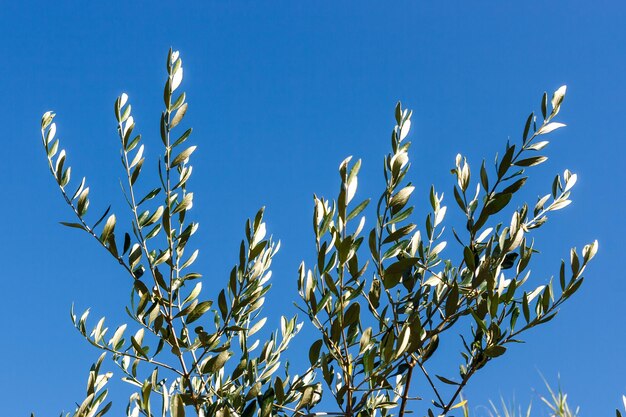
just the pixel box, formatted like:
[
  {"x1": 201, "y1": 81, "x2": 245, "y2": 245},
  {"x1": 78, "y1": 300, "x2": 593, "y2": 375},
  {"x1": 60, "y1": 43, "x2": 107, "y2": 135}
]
[{"x1": 2, "y1": 1, "x2": 624, "y2": 416}]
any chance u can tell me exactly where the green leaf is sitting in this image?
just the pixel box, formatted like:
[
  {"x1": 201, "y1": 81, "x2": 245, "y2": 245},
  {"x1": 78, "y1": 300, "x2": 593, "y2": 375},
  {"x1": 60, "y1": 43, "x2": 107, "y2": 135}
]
[
  {"x1": 382, "y1": 223, "x2": 416, "y2": 244},
  {"x1": 484, "y1": 345, "x2": 506, "y2": 358},
  {"x1": 485, "y1": 193, "x2": 512, "y2": 215},
  {"x1": 386, "y1": 206, "x2": 414, "y2": 225},
  {"x1": 502, "y1": 177, "x2": 527, "y2": 194},
  {"x1": 522, "y1": 293, "x2": 530, "y2": 323},
  {"x1": 122, "y1": 233, "x2": 131, "y2": 255},
  {"x1": 130, "y1": 336, "x2": 148, "y2": 359},
  {"x1": 172, "y1": 193, "x2": 194, "y2": 214},
  {"x1": 514, "y1": 156, "x2": 547, "y2": 167},
  {"x1": 202, "y1": 350, "x2": 232, "y2": 374},
  {"x1": 100, "y1": 214, "x2": 116, "y2": 242},
  {"x1": 389, "y1": 186, "x2": 414, "y2": 213},
  {"x1": 170, "y1": 146, "x2": 196, "y2": 168},
  {"x1": 537, "y1": 122, "x2": 566, "y2": 135},
  {"x1": 60, "y1": 222, "x2": 85, "y2": 230},
  {"x1": 171, "y1": 92, "x2": 186, "y2": 111},
  {"x1": 173, "y1": 128, "x2": 193, "y2": 148},
  {"x1": 171, "y1": 394, "x2": 185, "y2": 417},
  {"x1": 138, "y1": 188, "x2": 161, "y2": 206},
  {"x1": 218, "y1": 290, "x2": 228, "y2": 319},
  {"x1": 344, "y1": 302, "x2": 361, "y2": 327},
  {"x1": 77, "y1": 187, "x2": 90, "y2": 216},
  {"x1": 522, "y1": 112, "x2": 534, "y2": 142},
  {"x1": 436, "y1": 375, "x2": 460, "y2": 386},
  {"x1": 359, "y1": 327, "x2": 372, "y2": 354},
  {"x1": 564, "y1": 278, "x2": 584, "y2": 298},
  {"x1": 309, "y1": 339, "x2": 323, "y2": 366},
  {"x1": 480, "y1": 160, "x2": 489, "y2": 191},
  {"x1": 445, "y1": 283, "x2": 459, "y2": 317},
  {"x1": 463, "y1": 246, "x2": 476, "y2": 271},
  {"x1": 498, "y1": 145, "x2": 516, "y2": 178},
  {"x1": 347, "y1": 198, "x2": 370, "y2": 221},
  {"x1": 453, "y1": 185, "x2": 466, "y2": 212},
  {"x1": 186, "y1": 301, "x2": 212, "y2": 324},
  {"x1": 171, "y1": 103, "x2": 188, "y2": 128}
]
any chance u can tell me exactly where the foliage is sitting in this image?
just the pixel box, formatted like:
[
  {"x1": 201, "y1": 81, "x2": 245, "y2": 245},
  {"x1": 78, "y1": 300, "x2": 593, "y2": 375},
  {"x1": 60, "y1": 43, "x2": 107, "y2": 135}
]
[{"x1": 39, "y1": 49, "x2": 597, "y2": 417}]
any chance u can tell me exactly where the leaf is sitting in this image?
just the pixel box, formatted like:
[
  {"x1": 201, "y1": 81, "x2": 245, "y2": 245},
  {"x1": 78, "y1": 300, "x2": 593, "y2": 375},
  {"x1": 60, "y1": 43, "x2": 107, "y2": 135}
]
[
  {"x1": 484, "y1": 345, "x2": 506, "y2": 358},
  {"x1": 344, "y1": 302, "x2": 361, "y2": 327},
  {"x1": 502, "y1": 177, "x2": 527, "y2": 194},
  {"x1": 130, "y1": 336, "x2": 148, "y2": 359},
  {"x1": 347, "y1": 199, "x2": 370, "y2": 221},
  {"x1": 77, "y1": 187, "x2": 90, "y2": 216},
  {"x1": 171, "y1": 146, "x2": 196, "y2": 168},
  {"x1": 400, "y1": 119, "x2": 411, "y2": 141},
  {"x1": 463, "y1": 247, "x2": 476, "y2": 271},
  {"x1": 485, "y1": 192, "x2": 512, "y2": 215},
  {"x1": 171, "y1": 103, "x2": 188, "y2": 128},
  {"x1": 138, "y1": 188, "x2": 161, "y2": 206},
  {"x1": 71, "y1": 177, "x2": 86, "y2": 201},
  {"x1": 130, "y1": 145, "x2": 144, "y2": 169},
  {"x1": 202, "y1": 350, "x2": 231, "y2": 374},
  {"x1": 389, "y1": 186, "x2": 414, "y2": 211},
  {"x1": 109, "y1": 324, "x2": 127, "y2": 348},
  {"x1": 436, "y1": 375, "x2": 460, "y2": 386},
  {"x1": 92, "y1": 206, "x2": 112, "y2": 229},
  {"x1": 395, "y1": 326, "x2": 411, "y2": 358},
  {"x1": 186, "y1": 301, "x2": 212, "y2": 324},
  {"x1": 386, "y1": 206, "x2": 414, "y2": 225},
  {"x1": 171, "y1": 394, "x2": 185, "y2": 417},
  {"x1": 359, "y1": 327, "x2": 372, "y2": 353},
  {"x1": 173, "y1": 128, "x2": 193, "y2": 148},
  {"x1": 181, "y1": 249, "x2": 199, "y2": 269},
  {"x1": 445, "y1": 283, "x2": 459, "y2": 317},
  {"x1": 171, "y1": 92, "x2": 186, "y2": 111},
  {"x1": 480, "y1": 160, "x2": 489, "y2": 191},
  {"x1": 218, "y1": 290, "x2": 228, "y2": 319},
  {"x1": 60, "y1": 222, "x2": 85, "y2": 230},
  {"x1": 309, "y1": 339, "x2": 323, "y2": 366},
  {"x1": 564, "y1": 278, "x2": 584, "y2": 298},
  {"x1": 522, "y1": 112, "x2": 534, "y2": 142},
  {"x1": 382, "y1": 223, "x2": 416, "y2": 244},
  {"x1": 514, "y1": 156, "x2": 547, "y2": 167},
  {"x1": 430, "y1": 241, "x2": 447, "y2": 256},
  {"x1": 537, "y1": 122, "x2": 566, "y2": 135},
  {"x1": 498, "y1": 145, "x2": 516, "y2": 178},
  {"x1": 171, "y1": 67, "x2": 183, "y2": 91},
  {"x1": 122, "y1": 233, "x2": 131, "y2": 255},
  {"x1": 526, "y1": 140, "x2": 549, "y2": 151},
  {"x1": 501, "y1": 252, "x2": 519, "y2": 270},
  {"x1": 100, "y1": 215, "x2": 116, "y2": 242},
  {"x1": 550, "y1": 199, "x2": 572, "y2": 211},
  {"x1": 172, "y1": 193, "x2": 194, "y2": 214},
  {"x1": 551, "y1": 85, "x2": 566, "y2": 116}
]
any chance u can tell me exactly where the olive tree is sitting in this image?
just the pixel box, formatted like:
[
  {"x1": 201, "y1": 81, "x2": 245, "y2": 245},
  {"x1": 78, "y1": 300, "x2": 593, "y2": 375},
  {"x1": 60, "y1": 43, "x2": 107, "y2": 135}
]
[{"x1": 38, "y1": 49, "x2": 597, "y2": 417}]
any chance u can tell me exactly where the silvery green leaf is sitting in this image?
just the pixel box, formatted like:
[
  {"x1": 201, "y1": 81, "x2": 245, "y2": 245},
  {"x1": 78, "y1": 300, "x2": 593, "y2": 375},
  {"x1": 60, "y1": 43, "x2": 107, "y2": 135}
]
[{"x1": 537, "y1": 122, "x2": 566, "y2": 135}]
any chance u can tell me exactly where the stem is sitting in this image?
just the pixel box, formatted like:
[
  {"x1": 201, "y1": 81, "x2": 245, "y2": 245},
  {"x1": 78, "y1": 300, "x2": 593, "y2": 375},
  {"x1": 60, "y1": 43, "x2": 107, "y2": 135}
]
[
  {"x1": 398, "y1": 361, "x2": 415, "y2": 417},
  {"x1": 416, "y1": 360, "x2": 444, "y2": 408},
  {"x1": 43, "y1": 148, "x2": 133, "y2": 276}
]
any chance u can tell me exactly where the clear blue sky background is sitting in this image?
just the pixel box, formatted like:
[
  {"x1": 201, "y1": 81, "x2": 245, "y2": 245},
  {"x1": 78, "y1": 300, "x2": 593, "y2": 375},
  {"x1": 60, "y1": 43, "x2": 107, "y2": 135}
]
[{"x1": 1, "y1": 1, "x2": 624, "y2": 416}]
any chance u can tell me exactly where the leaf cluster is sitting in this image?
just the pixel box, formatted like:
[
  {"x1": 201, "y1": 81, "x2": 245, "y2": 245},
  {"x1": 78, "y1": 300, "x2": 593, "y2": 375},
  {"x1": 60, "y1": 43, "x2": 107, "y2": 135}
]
[{"x1": 38, "y1": 51, "x2": 596, "y2": 417}]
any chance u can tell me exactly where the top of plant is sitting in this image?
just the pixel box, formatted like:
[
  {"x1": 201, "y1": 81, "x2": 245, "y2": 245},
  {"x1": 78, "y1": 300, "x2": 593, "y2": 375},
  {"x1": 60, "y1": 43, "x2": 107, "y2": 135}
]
[{"x1": 38, "y1": 49, "x2": 597, "y2": 417}]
